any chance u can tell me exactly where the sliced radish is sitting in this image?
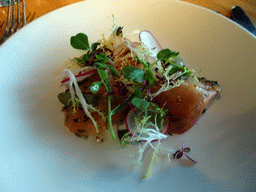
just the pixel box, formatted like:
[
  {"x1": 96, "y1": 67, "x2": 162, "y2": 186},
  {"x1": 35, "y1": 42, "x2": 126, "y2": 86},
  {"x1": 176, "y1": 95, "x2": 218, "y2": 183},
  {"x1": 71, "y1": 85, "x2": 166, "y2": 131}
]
[
  {"x1": 139, "y1": 30, "x2": 162, "y2": 55},
  {"x1": 125, "y1": 108, "x2": 169, "y2": 142},
  {"x1": 61, "y1": 67, "x2": 96, "y2": 85}
]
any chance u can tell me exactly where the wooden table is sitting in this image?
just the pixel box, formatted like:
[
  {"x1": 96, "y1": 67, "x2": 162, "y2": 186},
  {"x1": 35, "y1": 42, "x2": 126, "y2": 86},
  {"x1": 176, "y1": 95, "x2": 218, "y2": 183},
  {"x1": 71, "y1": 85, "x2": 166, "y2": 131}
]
[
  {"x1": 183, "y1": 0, "x2": 256, "y2": 23},
  {"x1": 1, "y1": 0, "x2": 256, "y2": 38}
]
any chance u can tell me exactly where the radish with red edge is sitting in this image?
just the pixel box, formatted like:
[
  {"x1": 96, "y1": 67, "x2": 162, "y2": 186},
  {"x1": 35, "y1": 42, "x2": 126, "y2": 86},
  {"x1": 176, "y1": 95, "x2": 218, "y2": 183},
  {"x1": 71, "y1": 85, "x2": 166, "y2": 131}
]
[
  {"x1": 139, "y1": 30, "x2": 185, "y2": 68},
  {"x1": 139, "y1": 30, "x2": 162, "y2": 55},
  {"x1": 61, "y1": 67, "x2": 96, "y2": 85},
  {"x1": 123, "y1": 107, "x2": 171, "y2": 180},
  {"x1": 125, "y1": 108, "x2": 169, "y2": 142}
]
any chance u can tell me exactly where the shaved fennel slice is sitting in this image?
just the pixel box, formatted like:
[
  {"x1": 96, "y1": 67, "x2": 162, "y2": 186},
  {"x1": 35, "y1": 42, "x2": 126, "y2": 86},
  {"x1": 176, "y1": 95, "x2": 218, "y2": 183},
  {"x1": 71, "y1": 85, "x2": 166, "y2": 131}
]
[
  {"x1": 62, "y1": 69, "x2": 99, "y2": 133},
  {"x1": 125, "y1": 108, "x2": 169, "y2": 141},
  {"x1": 122, "y1": 36, "x2": 140, "y2": 59},
  {"x1": 151, "y1": 68, "x2": 192, "y2": 98},
  {"x1": 151, "y1": 79, "x2": 184, "y2": 98},
  {"x1": 124, "y1": 111, "x2": 168, "y2": 162},
  {"x1": 123, "y1": 108, "x2": 173, "y2": 179}
]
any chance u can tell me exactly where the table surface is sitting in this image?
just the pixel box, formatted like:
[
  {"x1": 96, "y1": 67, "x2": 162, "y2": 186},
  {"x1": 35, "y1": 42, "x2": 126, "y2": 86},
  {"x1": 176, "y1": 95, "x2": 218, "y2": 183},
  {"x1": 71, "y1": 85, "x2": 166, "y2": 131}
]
[{"x1": 1, "y1": 0, "x2": 256, "y2": 39}]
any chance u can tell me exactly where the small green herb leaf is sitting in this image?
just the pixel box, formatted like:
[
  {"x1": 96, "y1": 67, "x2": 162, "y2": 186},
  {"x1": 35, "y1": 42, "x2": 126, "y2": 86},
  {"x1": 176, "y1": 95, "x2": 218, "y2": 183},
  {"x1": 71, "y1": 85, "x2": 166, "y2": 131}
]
[
  {"x1": 83, "y1": 93, "x2": 100, "y2": 106},
  {"x1": 91, "y1": 42, "x2": 101, "y2": 52},
  {"x1": 184, "y1": 68, "x2": 192, "y2": 77},
  {"x1": 89, "y1": 81, "x2": 102, "y2": 93},
  {"x1": 95, "y1": 53, "x2": 109, "y2": 64},
  {"x1": 94, "y1": 62, "x2": 107, "y2": 69},
  {"x1": 131, "y1": 97, "x2": 150, "y2": 110},
  {"x1": 108, "y1": 65, "x2": 120, "y2": 77},
  {"x1": 82, "y1": 53, "x2": 90, "y2": 61},
  {"x1": 134, "y1": 88, "x2": 143, "y2": 99},
  {"x1": 97, "y1": 69, "x2": 108, "y2": 81},
  {"x1": 74, "y1": 56, "x2": 84, "y2": 63},
  {"x1": 168, "y1": 66, "x2": 192, "y2": 77},
  {"x1": 168, "y1": 65, "x2": 184, "y2": 75},
  {"x1": 157, "y1": 49, "x2": 172, "y2": 60},
  {"x1": 122, "y1": 66, "x2": 144, "y2": 83},
  {"x1": 170, "y1": 51, "x2": 179, "y2": 58},
  {"x1": 57, "y1": 91, "x2": 72, "y2": 107},
  {"x1": 136, "y1": 55, "x2": 150, "y2": 68},
  {"x1": 143, "y1": 69, "x2": 156, "y2": 87},
  {"x1": 157, "y1": 49, "x2": 179, "y2": 60},
  {"x1": 70, "y1": 33, "x2": 90, "y2": 50}
]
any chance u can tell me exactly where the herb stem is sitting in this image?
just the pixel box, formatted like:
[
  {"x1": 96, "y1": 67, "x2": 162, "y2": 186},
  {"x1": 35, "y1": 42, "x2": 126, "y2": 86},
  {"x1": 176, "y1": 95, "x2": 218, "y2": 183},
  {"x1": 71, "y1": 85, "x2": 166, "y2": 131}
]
[
  {"x1": 108, "y1": 96, "x2": 116, "y2": 139},
  {"x1": 149, "y1": 59, "x2": 159, "y2": 70},
  {"x1": 102, "y1": 80, "x2": 116, "y2": 139},
  {"x1": 111, "y1": 95, "x2": 133, "y2": 116}
]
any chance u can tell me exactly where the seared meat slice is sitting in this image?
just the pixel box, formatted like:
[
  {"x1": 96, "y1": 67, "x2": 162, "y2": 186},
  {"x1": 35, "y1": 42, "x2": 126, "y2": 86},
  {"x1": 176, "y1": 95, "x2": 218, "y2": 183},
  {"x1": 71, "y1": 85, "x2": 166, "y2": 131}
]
[
  {"x1": 152, "y1": 77, "x2": 222, "y2": 134},
  {"x1": 63, "y1": 107, "x2": 106, "y2": 140}
]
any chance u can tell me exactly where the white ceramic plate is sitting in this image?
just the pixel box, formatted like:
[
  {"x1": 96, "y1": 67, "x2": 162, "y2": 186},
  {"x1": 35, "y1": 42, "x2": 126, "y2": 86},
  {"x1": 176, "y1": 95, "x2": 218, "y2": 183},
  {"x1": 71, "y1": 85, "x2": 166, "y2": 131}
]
[{"x1": 0, "y1": 0, "x2": 255, "y2": 191}]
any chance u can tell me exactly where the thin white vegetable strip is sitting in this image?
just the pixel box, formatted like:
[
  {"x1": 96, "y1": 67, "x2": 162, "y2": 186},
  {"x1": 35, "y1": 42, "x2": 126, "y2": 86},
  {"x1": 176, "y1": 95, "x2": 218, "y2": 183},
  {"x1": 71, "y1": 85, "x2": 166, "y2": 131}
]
[
  {"x1": 62, "y1": 69, "x2": 99, "y2": 132},
  {"x1": 61, "y1": 66, "x2": 96, "y2": 85}
]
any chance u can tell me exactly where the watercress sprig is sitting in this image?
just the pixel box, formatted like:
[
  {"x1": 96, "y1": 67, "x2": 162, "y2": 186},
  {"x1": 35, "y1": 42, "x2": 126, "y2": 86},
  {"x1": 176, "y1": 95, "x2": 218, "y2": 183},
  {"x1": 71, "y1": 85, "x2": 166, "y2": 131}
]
[
  {"x1": 70, "y1": 32, "x2": 120, "y2": 139},
  {"x1": 148, "y1": 48, "x2": 193, "y2": 78},
  {"x1": 121, "y1": 65, "x2": 152, "y2": 110}
]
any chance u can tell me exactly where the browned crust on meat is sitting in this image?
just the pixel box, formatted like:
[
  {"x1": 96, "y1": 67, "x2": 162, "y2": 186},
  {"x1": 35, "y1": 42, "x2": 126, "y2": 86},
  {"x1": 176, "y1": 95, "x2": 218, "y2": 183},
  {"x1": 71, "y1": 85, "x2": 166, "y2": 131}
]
[
  {"x1": 151, "y1": 78, "x2": 218, "y2": 134},
  {"x1": 62, "y1": 107, "x2": 107, "y2": 139}
]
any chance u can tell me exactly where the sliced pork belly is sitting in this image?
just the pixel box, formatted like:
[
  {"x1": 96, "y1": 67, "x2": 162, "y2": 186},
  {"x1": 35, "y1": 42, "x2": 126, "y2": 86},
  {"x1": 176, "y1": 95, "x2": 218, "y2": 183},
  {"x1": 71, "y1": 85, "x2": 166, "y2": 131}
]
[
  {"x1": 152, "y1": 77, "x2": 222, "y2": 134},
  {"x1": 63, "y1": 108, "x2": 107, "y2": 139}
]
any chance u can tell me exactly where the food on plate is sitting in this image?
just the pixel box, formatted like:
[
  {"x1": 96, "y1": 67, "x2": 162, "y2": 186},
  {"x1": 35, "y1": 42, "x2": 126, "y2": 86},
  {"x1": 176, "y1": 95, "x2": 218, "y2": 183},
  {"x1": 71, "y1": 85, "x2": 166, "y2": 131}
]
[
  {"x1": 57, "y1": 16, "x2": 222, "y2": 179},
  {"x1": 152, "y1": 76, "x2": 222, "y2": 134}
]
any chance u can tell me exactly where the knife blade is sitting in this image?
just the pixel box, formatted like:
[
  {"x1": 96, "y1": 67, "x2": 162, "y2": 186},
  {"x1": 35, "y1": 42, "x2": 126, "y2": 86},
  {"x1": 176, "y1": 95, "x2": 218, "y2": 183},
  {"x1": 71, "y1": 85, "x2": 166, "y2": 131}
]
[{"x1": 231, "y1": 6, "x2": 256, "y2": 36}]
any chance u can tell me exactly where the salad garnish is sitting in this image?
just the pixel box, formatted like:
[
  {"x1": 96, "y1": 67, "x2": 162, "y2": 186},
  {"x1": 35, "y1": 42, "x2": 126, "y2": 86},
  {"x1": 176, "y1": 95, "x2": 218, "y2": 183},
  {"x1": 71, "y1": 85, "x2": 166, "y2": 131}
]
[
  {"x1": 57, "y1": 15, "x2": 222, "y2": 179},
  {"x1": 173, "y1": 144, "x2": 197, "y2": 163}
]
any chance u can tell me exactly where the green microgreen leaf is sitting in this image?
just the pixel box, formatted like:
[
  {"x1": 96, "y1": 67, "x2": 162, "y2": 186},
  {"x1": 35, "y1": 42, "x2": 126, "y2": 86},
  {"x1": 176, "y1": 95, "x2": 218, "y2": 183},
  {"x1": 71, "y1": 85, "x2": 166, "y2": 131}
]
[
  {"x1": 134, "y1": 88, "x2": 143, "y2": 99},
  {"x1": 70, "y1": 33, "x2": 90, "y2": 50},
  {"x1": 93, "y1": 62, "x2": 107, "y2": 69},
  {"x1": 89, "y1": 81, "x2": 102, "y2": 93},
  {"x1": 157, "y1": 49, "x2": 179, "y2": 60},
  {"x1": 157, "y1": 49, "x2": 172, "y2": 60},
  {"x1": 136, "y1": 55, "x2": 150, "y2": 68},
  {"x1": 131, "y1": 97, "x2": 150, "y2": 110},
  {"x1": 170, "y1": 51, "x2": 179, "y2": 58},
  {"x1": 168, "y1": 65, "x2": 184, "y2": 75},
  {"x1": 95, "y1": 53, "x2": 109, "y2": 64},
  {"x1": 184, "y1": 68, "x2": 193, "y2": 77},
  {"x1": 83, "y1": 93, "x2": 100, "y2": 107},
  {"x1": 143, "y1": 69, "x2": 156, "y2": 87},
  {"x1": 168, "y1": 63, "x2": 192, "y2": 77},
  {"x1": 91, "y1": 42, "x2": 101, "y2": 52},
  {"x1": 82, "y1": 53, "x2": 91, "y2": 61},
  {"x1": 108, "y1": 65, "x2": 120, "y2": 77},
  {"x1": 73, "y1": 57, "x2": 84, "y2": 63},
  {"x1": 57, "y1": 91, "x2": 72, "y2": 107},
  {"x1": 122, "y1": 66, "x2": 144, "y2": 83},
  {"x1": 97, "y1": 69, "x2": 108, "y2": 81}
]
